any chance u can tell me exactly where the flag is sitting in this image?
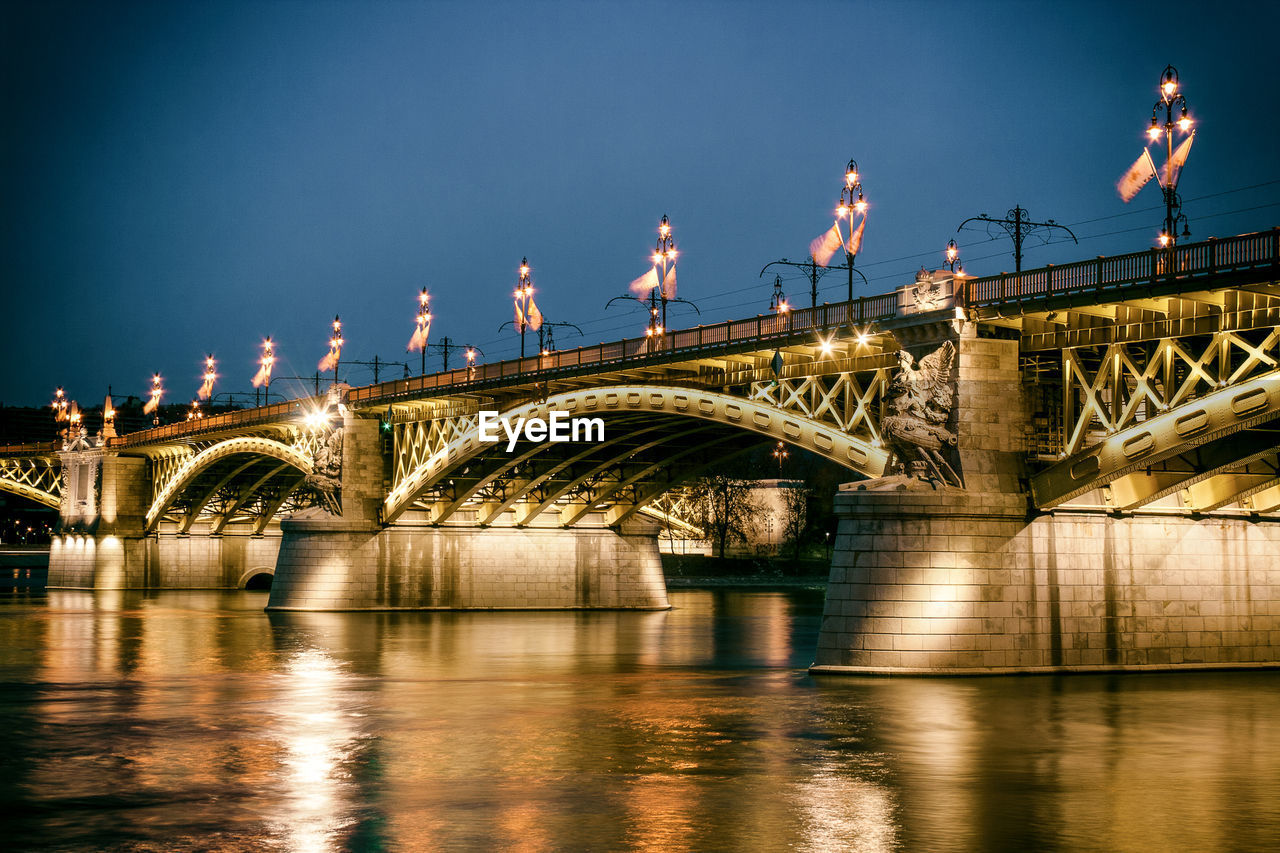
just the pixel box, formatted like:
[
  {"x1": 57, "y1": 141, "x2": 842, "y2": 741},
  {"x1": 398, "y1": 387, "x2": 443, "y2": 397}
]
[
  {"x1": 1161, "y1": 132, "x2": 1194, "y2": 189},
  {"x1": 846, "y1": 214, "x2": 866, "y2": 256},
  {"x1": 318, "y1": 351, "x2": 338, "y2": 372},
  {"x1": 514, "y1": 301, "x2": 525, "y2": 328},
  {"x1": 809, "y1": 223, "x2": 843, "y2": 266},
  {"x1": 407, "y1": 323, "x2": 429, "y2": 352},
  {"x1": 526, "y1": 298, "x2": 543, "y2": 331},
  {"x1": 143, "y1": 397, "x2": 158, "y2": 415},
  {"x1": 661, "y1": 264, "x2": 676, "y2": 300},
  {"x1": 1117, "y1": 148, "x2": 1157, "y2": 202},
  {"x1": 629, "y1": 266, "x2": 659, "y2": 294},
  {"x1": 197, "y1": 377, "x2": 214, "y2": 400},
  {"x1": 252, "y1": 364, "x2": 271, "y2": 388}
]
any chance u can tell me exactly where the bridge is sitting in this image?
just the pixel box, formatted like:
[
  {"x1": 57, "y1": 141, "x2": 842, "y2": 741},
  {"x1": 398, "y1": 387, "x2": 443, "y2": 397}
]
[{"x1": 4, "y1": 228, "x2": 1278, "y2": 674}]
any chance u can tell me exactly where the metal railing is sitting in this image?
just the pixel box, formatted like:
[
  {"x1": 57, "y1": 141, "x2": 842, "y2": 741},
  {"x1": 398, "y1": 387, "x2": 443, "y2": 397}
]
[
  {"x1": 120, "y1": 398, "x2": 322, "y2": 447},
  {"x1": 963, "y1": 227, "x2": 1279, "y2": 308},
  {"x1": 344, "y1": 293, "x2": 899, "y2": 407}
]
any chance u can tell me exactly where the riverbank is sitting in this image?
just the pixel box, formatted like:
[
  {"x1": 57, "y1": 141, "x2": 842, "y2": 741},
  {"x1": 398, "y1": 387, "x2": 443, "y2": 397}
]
[
  {"x1": 0, "y1": 546, "x2": 49, "y2": 589},
  {"x1": 660, "y1": 552, "x2": 829, "y2": 588}
]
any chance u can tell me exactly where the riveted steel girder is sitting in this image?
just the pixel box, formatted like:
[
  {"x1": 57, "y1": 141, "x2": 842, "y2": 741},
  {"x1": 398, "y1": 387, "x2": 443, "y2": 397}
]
[{"x1": 1031, "y1": 371, "x2": 1280, "y2": 508}]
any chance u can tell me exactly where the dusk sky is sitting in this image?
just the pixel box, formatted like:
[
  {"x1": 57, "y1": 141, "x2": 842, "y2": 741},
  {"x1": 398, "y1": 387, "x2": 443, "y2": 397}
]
[{"x1": 3, "y1": 0, "x2": 1277, "y2": 408}]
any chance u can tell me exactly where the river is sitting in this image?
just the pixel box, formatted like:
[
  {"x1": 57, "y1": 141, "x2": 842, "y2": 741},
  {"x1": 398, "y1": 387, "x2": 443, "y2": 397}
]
[{"x1": 1, "y1": 588, "x2": 1277, "y2": 851}]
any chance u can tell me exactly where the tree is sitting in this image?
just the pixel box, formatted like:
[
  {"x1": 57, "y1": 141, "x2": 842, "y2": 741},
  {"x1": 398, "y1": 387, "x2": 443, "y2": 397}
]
[
  {"x1": 687, "y1": 475, "x2": 762, "y2": 558},
  {"x1": 780, "y1": 482, "x2": 812, "y2": 561}
]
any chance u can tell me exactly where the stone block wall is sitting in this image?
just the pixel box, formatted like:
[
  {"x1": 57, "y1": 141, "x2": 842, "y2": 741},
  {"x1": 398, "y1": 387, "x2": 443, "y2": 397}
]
[
  {"x1": 954, "y1": 335, "x2": 1029, "y2": 494},
  {"x1": 268, "y1": 520, "x2": 669, "y2": 610},
  {"x1": 812, "y1": 488, "x2": 1280, "y2": 674}
]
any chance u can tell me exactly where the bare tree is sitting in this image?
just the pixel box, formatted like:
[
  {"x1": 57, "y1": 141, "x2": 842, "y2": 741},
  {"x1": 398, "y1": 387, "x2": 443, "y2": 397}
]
[
  {"x1": 688, "y1": 475, "x2": 762, "y2": 558},
  {"x1": 780, "y1": 483, "x2": 812, "y2": 561}
]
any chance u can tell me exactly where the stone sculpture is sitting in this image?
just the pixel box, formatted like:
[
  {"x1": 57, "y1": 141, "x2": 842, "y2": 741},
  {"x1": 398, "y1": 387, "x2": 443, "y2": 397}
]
[
  {"x1": 880, "y1": 339, "x2": 963, "y2": 487},
  {"x1": 305, "y1": 426, "x2": 344, "y2": 514}
]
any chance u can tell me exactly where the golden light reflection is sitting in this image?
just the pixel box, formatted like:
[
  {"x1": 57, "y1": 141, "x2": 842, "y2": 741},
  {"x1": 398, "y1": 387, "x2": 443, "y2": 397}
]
[{"x1": 269, "y1": 648, "x2": 361, "y2": 853}]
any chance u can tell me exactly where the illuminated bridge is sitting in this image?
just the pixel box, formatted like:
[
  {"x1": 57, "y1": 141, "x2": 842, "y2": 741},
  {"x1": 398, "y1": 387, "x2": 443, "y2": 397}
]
[{"x1": 4, "y1": 228, "x2": 1278, "y2": 674}]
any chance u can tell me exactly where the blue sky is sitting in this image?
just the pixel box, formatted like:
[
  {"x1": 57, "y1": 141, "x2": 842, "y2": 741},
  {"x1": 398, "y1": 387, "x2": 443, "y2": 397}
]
[{"x1": 3, "y1": 0, "x2": 1277, "y2": 406}]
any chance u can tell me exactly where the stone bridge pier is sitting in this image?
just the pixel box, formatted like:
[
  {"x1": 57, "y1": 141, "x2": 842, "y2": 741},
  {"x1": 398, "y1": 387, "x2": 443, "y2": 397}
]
[
  {"x1": 265, "y1": 410, "x2": 670, "y2": 611},
  {"x1": 47, "y1": 442, "x2": 283, "y2": 591},
  {"x1": 812, "y1": 327, "x2": 1280, "y2": 675}
]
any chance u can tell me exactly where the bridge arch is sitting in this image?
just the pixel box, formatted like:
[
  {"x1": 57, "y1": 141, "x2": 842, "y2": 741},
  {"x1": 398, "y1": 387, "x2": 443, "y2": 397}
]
[
  {"x1": 383, "y1": 385, "x2": 890, "y2": 525},
  {"x1": 1031, "y1": 371, "x2": 1280, "y2": 510},
  {"x1": 145, "y1": 436, "x2": 313, "y2": 532},
  {"x1": 0, "y1": 479, "x2": 60, "y2": 510}
]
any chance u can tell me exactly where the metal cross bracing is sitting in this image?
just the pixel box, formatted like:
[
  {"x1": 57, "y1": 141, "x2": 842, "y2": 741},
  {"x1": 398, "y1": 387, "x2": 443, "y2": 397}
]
[
  {"x1": 141, "y1": 422, "x2": 332, "y2": 533},
  {"x1": 380, "y1": 328, "x2": 898, "y2": 527},
  {"x1": 1023, "y1": 326, "x2": 1279, "y2": 512},
  {"x1": 0, "y1": 452, "x2": 62, "y2": 509}
]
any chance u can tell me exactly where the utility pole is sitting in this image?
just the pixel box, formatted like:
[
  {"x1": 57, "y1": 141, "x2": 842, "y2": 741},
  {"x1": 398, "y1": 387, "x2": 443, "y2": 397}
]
[{"x1": 957, "y1": 206, "x2": 1077, "y2": 272}]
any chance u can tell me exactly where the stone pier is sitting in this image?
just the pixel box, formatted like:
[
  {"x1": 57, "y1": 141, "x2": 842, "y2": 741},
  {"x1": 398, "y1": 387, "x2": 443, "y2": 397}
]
[
  {"x1": 812, "y1": 488, "x2": 1280, "y2": 674},
  {"x1": 266, "y1": 410, "x2": 669, "y2": 611},
  {"x1": 813, "y1": 322, "x2": 1280, "y2": 675}
]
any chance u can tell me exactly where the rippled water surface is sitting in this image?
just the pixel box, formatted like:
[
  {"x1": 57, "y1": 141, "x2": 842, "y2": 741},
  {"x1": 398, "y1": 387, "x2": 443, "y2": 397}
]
[{"x1": 1, "y1": 588, "x2": 1279, "y2": 852}]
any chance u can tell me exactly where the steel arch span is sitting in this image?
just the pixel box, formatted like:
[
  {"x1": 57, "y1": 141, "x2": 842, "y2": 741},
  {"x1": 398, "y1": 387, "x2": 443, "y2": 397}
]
[
  {"x1": 145, "y1": 436, "x2": 314, "y2": 532},
  {"x1": 382, "y1": 385, "x2": 890, "y2": 525}
]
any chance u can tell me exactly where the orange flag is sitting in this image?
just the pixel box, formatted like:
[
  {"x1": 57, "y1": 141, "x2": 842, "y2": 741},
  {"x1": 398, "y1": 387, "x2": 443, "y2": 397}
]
[
  {"x1": 809, "y1": 223, "x2": 843, "y2": 266},
  {"x1": 1117, "y1": 148, "x2": 1157, "y2": 201}
]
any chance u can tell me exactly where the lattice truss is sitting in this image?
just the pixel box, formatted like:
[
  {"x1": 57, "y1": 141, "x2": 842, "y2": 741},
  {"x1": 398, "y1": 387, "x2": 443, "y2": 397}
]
[
  {"x1": 397, "y1": 410, "x2": 763, "y2": 527},
  {"x1": 747, "y1": 366, "x2": 892, "y2": 446},
  {"x1": 0, "y1": 455, "x2": 61, "y2": 508},
  {"x1": 392, "y1": 411, "x2": 479, "y2": 494},
  {"x1": 148, "y1": 425, "x2": 327, "y2": 532},
  {"x1": 642, "y1": 488, "x2": 705, "y2": 537},
  {"x1": 1059, "y1": 328, "x2": 1279, "y2": 457}
]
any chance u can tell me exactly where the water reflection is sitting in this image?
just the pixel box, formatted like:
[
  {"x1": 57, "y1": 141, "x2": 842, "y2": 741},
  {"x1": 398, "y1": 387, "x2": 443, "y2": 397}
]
[{"x1": 0, "y1": 589, "x2": 1277, "y2": 850}]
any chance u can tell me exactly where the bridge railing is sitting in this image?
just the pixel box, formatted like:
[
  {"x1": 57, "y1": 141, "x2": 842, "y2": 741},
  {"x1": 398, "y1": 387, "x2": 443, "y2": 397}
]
[
  {"x1": 963, "y1": 228, "x2": 1279, "y2": 308},
  {"x1": 119, "y1": 397, "x2": 322, "y2": 447},
  {"x1": 345, "y1": 294, "x2": 899, "y2": 406},
  {"x1": 0, "y1": 441, "x2": 61, "y2": 457}
]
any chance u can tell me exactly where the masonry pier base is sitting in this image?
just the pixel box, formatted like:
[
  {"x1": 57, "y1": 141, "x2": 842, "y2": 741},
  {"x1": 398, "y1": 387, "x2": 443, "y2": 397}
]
[
  {"x1": 266, "y1": 517, "x2": 670, "y2": 611},
  {"x1": 812, "y1": 487, "x2": 1280, "y2": 675}
]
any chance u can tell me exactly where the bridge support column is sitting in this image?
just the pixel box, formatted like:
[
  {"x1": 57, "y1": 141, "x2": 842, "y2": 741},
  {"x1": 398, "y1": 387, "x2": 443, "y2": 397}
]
[
  {"x1": 814, "y1": 329, "x2": 1280, "y2": 674},
  {"x1": 812, "y1": 489, "x2": 1280, "y2": 674},
  {"x1": 48, "y1": 449, "x2": 150, "y2": 589},
  {"x1": 267, "y1": 411, "x2": 669, "y2": 610}
]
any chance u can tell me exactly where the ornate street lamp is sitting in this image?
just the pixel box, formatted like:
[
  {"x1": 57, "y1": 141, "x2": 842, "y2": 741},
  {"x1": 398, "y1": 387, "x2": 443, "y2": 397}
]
[
  {"x1": 769, "y1": 274, "x2": 790, "y2": 314},
  {"x1": 652, "y1": 215, "x2": 678, "y2": 330},
  {"x1": 252, "y1": 338, "x2": 275, "y2": 406},
  {"x1": 509, "y1": 258, "x2": 543, "y2": 358},
  {"x1": 407, "y1": 287, "x2": 433, "y2": 374},
  {"x1": 318, "y1": 316, "x2": 343, "y2": 383},
  {"x1": 1149, "y1": 64, "x2": 1194, "y2": 246},
  {"x1": 805, "y1": 160, "x2": 871, "y2": 301},
  {"x1": 836, "y1": 159, "x2": 868, "y2": 301},
  {"x1": 144, "y1": 374, "x2": 164, "y2": 424},
  {"x1": 944, "y1": 239, "x2": 963, "y2": 273},
  {"x1": 198, "y1": 354, "x2": 217, "y2": 400}
]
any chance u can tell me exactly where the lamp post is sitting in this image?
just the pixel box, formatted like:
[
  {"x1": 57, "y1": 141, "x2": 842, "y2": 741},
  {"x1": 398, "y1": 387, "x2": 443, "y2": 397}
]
[
  {"x1": 145, "y1": 374, "x2": 164, "y2": 425},
  {"x1": 410, "y1": 287, "x2": 432, "y2": 375},
  {"x1": 944, "y1": 239, "x2": 962, "y2": 273},
  {"x1": 466, "y1": 346, "x2": 478, "y2": 381},
  {"x1": 652, "y1": 215, "x2": 678, "y2": 330},
  {"x1": 509, "y1": 256, "x2": 540, "y2": 356},
  {"x1": 836, "y1": 159, "x2": 868, "y2": 301},
  {"x1": 773, "y1": 440, "x2": 789, "y2": 475},
  {"x1": 254, "y1": 337, "x2": 275, "y2": 406},
  {"x1": 199, "y1": 354, "x2": 217, "y2": 400},
  {"x1": 1148, "y1": 64, "x2": 1194, "y2": 246}
]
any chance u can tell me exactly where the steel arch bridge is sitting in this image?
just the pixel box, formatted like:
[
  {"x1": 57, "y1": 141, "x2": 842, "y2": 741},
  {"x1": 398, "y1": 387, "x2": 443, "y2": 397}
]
[{"x1": 5, "y1": 228, "x2": 1279, "y2": 531}]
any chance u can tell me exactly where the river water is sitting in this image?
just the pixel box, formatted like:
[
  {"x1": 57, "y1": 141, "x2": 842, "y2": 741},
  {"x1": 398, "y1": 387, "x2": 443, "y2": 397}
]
[{"x1": 1, "y1": 588, "x2": 1278, "y2": 852}]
